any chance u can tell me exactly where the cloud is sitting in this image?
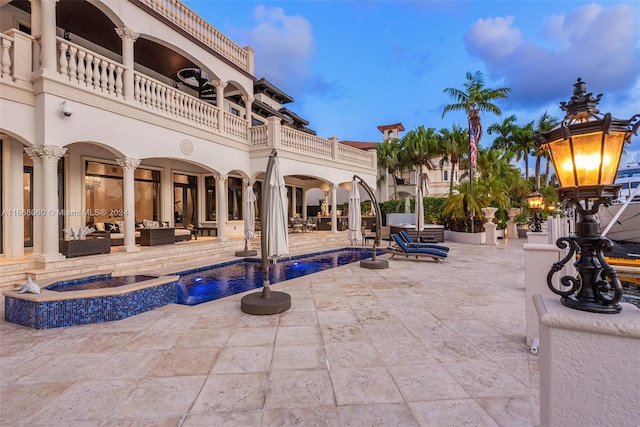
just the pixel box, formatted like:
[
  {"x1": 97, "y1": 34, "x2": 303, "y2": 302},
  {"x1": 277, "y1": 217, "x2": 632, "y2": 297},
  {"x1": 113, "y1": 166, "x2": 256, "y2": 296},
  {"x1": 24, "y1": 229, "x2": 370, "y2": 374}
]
[
  {"x1": 241, "y1": 5, "x2": 339, "y2": 100},
  {"x1": 464, "y1": 3, "x2": 640, "y2": 108},
  {"x1": 464, "y1": 15, "x2": 521, "y2": 62}
]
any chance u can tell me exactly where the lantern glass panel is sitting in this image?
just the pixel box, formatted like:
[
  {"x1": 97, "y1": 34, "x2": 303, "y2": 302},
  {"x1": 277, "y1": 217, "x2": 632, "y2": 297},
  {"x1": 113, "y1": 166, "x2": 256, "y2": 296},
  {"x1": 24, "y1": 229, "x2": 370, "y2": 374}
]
[
  {"x1": 570, "y1": 132, "x2": 605, "y2": 186},
  {"x1": 601, "y1": 131, "x2": 625, "y2": 185},
  {"x1": 548, "y1": 138, "x2": 575, "y2": 188}
]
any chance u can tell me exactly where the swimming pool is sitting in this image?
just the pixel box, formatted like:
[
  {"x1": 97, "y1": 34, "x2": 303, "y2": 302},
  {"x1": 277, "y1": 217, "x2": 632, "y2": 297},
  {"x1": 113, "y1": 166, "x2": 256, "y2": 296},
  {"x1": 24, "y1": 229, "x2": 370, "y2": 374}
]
[{"x1": 176, "y1": 247, "x2": 382, "y2": 306}]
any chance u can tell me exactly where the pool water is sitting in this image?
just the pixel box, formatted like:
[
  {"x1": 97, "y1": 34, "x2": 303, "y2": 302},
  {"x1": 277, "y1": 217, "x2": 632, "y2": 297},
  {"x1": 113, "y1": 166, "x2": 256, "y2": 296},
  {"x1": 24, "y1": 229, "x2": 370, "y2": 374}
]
[
  {"x1": 46, "y1": 274, "x2": 158, "y2": 292},
  {"x1": 176, "y1": 248, "x2": 381, "y2": 306}
]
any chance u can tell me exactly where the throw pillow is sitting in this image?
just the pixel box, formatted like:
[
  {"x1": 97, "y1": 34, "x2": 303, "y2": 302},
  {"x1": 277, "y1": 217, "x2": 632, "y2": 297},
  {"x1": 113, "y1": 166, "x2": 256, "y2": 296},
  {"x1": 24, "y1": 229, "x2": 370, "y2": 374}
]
[
  {"x1": 95, "y1": 222, "x2": 105, "y2": 232},
  {"x1": 161, "y1": 221, "x2": 170, "y2": 228},
  {"x1": 104, "y1": 222, "x2": 120, "y2": 233},
  {"x1": 115, "y1": 220, "x2": 125, "y2": 233}
]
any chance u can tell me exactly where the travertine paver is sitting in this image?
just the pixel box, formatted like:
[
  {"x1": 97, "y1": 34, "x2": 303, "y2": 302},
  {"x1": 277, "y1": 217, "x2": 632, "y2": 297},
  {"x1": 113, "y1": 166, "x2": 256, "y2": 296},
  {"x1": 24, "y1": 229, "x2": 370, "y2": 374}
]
[{"x1": 0, "y1": 239, "x2": 540, "y2": 426}]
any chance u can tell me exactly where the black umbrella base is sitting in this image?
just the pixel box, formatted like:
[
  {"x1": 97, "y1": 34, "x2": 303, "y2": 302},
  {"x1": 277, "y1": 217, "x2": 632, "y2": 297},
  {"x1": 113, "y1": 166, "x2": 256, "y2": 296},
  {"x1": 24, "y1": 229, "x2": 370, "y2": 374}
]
[
  {"x1": 241, "y1": 291, "x2": 291, "y2": 315},
  {"x1": 360, "y1": 259, "x2": 389, "y2": 269},
  {"x1": 235, "y1": 249, "x2": 258, "y2": 257}
]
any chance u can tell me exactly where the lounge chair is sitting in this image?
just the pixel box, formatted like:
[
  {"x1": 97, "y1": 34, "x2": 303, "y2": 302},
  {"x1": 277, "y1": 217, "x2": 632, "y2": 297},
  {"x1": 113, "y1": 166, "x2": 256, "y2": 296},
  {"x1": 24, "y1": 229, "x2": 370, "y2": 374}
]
[
  {"x1": 386, "y1": 234, "x2": 447, "y2": 262},
  {"x1": 399, "y1": 230, "x2": 450, "y2": 252}
]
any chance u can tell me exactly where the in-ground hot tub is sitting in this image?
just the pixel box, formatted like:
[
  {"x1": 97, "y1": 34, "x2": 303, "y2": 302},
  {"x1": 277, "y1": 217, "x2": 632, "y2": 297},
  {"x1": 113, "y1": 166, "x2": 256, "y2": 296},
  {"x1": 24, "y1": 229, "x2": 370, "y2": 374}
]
[{"x1": 3, "y1": 273, "x2": 179, "y2": 329}]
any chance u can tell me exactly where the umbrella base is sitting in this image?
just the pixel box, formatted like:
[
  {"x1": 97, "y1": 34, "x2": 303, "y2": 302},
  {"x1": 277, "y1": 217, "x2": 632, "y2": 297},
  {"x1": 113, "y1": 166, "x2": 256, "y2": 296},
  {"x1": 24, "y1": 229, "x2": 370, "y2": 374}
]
[
  {"x1": 360, "y1": 259, "x2": 389, "y2": 269},
  {"x1": 241, "y1": 291, "x2": 291, "y2": 315},
  {"x1": 235, "y1": 249, "x2": 258, "y2": 257}
]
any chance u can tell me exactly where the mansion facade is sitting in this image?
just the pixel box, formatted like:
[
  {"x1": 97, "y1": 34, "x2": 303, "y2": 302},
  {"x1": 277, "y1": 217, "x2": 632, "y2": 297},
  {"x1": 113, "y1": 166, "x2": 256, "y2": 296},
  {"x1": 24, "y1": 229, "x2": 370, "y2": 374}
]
[{"x1": 0, "y1": 0, "x2": 377, "y2": 263}]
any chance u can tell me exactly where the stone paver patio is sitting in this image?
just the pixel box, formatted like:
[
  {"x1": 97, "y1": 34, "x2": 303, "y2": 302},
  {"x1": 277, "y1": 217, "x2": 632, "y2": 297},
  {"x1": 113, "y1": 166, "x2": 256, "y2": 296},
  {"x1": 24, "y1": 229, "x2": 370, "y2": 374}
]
[{"x1": 0, "y1": 239, "x2": 539, "y2": 426}]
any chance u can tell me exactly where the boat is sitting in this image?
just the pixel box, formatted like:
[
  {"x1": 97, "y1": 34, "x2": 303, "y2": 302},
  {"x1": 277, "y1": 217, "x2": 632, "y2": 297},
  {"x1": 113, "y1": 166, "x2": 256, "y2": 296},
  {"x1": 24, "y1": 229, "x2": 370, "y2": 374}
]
[
  {"x1": 600, "y1": 157, "x2": 640, "y2": 243},
  {"x1": 599, "y1": 158, "x2": 640, "y2": 264}
]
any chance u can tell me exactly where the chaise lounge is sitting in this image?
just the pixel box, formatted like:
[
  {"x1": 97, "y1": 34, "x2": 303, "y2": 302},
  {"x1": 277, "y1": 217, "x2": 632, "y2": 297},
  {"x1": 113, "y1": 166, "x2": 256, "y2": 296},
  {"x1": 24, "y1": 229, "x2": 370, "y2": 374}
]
[
  {"x1": 386, "y1": 234, "x2": 448, "y2": 262},
  {"x1": 398, "y1": 230, "x2": 450, "y2": 252}
]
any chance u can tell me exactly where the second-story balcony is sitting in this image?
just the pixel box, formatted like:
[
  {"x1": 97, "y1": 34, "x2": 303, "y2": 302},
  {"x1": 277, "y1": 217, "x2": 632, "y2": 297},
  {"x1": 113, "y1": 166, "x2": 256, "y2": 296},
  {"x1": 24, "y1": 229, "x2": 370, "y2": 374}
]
[{"x1": 0, "y1": 0, "x2": 376, "y2": 174}]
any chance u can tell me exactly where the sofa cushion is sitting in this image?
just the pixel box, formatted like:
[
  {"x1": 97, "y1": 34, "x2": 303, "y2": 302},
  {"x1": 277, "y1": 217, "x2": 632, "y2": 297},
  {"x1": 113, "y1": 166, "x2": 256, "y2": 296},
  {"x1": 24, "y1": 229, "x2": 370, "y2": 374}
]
[{"x1": 143, "y1": 219, "x2": 160, "y2": 229}]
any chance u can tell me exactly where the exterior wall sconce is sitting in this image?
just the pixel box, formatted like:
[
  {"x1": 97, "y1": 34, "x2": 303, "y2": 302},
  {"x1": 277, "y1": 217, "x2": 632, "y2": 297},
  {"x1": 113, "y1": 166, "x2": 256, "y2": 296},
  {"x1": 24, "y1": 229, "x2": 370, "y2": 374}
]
[
  {"x1": 526, "y1": 188, "x2": 544, "y2": 232},
  {"x1": 60, "y1": 100, "x2": 73, "y2": 117},
  {"x1": 534, "y1": 78, "x2": 640, "y2": 313}
]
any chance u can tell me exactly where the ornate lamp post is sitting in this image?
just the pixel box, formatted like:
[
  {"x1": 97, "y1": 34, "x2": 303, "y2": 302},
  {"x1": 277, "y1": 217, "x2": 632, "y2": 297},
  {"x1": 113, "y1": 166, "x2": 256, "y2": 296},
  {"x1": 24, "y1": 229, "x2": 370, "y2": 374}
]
[
  {"x1": 534, "y1": 78, "x2": 639, "y2": 313},
  {"x1": 526, "y1": 188, "x2": 544, "y2": 232}
]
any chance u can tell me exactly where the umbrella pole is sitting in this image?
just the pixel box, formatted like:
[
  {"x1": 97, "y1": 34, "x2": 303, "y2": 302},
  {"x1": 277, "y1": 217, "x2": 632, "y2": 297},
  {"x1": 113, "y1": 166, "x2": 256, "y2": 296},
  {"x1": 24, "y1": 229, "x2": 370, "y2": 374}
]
[
  {"x1": 241, "y1": 149, "x2": 291, "y2": 314},
  {"x1": 353, "y1": 175, "x2": 388, "y2": 269}
]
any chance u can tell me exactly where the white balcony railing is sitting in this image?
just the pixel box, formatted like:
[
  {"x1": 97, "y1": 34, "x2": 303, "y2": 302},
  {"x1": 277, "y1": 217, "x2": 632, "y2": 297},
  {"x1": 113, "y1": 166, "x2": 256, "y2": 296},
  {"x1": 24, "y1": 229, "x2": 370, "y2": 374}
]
[
  {"x1": 337, "y1": 143, "x2": 376, "y2": 167},
  {"x1": 249, "y1": 120, "x2": 376, "y2": 169},
  {"x1": 58, "y1": 40, "x2": 124, "y2": 97},
  {"x1": 134, "y1": 72, "x2": 220, "y2": 131},
  {"x1": 137, "y1": 0, "x2": 249, "y2": 72},
  {"x1": 281, "y1": 127, "x2": 333, "y2": 158}
]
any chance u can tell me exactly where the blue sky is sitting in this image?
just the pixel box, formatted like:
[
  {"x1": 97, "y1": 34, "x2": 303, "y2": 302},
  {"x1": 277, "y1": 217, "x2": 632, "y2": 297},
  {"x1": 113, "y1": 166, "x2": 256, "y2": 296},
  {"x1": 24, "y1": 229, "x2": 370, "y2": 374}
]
[{"x1": 183, "y1": 0, "x2": 640, "y2": 168}]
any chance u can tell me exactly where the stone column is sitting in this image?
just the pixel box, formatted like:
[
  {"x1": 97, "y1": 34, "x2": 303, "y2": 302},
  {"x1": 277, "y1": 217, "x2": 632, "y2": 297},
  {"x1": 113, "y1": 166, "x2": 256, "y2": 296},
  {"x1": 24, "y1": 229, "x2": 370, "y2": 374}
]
[
  {"x1": 242, "y1": 95, "x2": 253, "y2": 124},
  {"x1": 481, "y1": 207, "x2": 498, "y2": 245},
  {"x1": 506, "y1": 207, "x2": 520, "y2": 239},
  {"x1": 29, "y1": 0, "x2": 42, "y2": 69},
  {"x1": 216, "y1": 173, "x2": 227, "y2": 241},
  {"x1": 39, "y1": 0, "x2": 58, "y2": 73},
  {"x1": 31, "y1": 145, "x2": 66, "y2": 261},
  {"x1": 116, "y1": 158, "x2": 140, "y2": 252},
  {"x1": 24, "y1": 147, "x2": 42, "y2": 256},
  {"x1": 331, "y1": 183, "x2": 338, "y2": 233},
  {"x1": 5, "y1": 143, "x2": 25, "y2": 257},
  {"x1": 213, "y1": 79, "x2": 227, "y2": 106},
  {"x1": 302, "y1": 188, "x2": 307, "y2": 221},
  {"x1": 290, "y1": 185, "x2": 297, "y2": 218},
  {"x1": 115, "y1": 27, "x2": 139, "y2": 101}
]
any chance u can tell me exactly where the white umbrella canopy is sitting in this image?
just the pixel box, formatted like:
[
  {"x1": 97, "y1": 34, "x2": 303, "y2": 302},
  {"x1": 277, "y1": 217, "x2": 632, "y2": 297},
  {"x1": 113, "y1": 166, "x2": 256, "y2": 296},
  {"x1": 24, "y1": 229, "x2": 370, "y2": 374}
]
[
  {"x1": 415, "y1": 182, "x2": 424, "y2": 238},
  {"x1": 266, "y1": 154, "x2": 289, "y2": 260},
  {"x1": 244, "y1": 185, "x2": 256, "y2": 241},
  {"x1": 348, "y1": 179, "x2": 362, "y2": 244}
]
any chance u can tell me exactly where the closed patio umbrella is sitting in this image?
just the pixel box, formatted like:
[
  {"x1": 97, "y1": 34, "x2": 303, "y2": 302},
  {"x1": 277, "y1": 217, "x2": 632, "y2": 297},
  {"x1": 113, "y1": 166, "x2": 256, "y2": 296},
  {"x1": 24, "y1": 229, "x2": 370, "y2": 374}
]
[
  {"x1": 241, "y1": 149, "x2": 291, "y2": 315},
  {"x1": 266, "y1": 154, "x2": 289, "y2": 261},
  {"x1": 348, "y1": 179, "x2": 362, "y2": 245},
  {"x1": 415, "y1": 181, "x2": 424, "y2": 242},
  {"x1": 235, "y1": 184, "x2": 257, "y2": 256},
  {"x1": 244, "y1": 185, "x2": 256, "y2": 241}
]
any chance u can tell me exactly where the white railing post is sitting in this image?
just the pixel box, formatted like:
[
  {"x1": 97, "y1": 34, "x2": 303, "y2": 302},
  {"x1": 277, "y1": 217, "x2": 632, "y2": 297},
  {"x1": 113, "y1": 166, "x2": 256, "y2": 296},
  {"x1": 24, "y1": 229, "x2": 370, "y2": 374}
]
[
  {"x1": 6, "y1": 30, "x2": 33, "y2": 82},
  {"x1": 329, "y1": 136, "x2": 339, "y2": 160},
  {"x1": 267, "y1": 116, "x2": 281, "y2": 148}
]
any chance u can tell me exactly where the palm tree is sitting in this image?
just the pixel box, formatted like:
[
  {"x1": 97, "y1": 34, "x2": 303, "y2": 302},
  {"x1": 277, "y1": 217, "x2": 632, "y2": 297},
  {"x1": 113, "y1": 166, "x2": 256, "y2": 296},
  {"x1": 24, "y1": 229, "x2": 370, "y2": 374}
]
[
  {"x1": 533, "y1": 111, "x2": 559, "y2": 189},
  {"x1": 510, "y1": 121, "x2": 534, "y2": 181},
  {"x1": 442, "y1": 71, "x2": 511, "y2": 146},
  {"x1": 488, "y1": 114, "x2": 517, "y2": 151},
  {"x1": 401, "y1": 126, "x2": 438, "y2": 191},
  {"x1": 375, "y1": 137, "x2": 402, "y2": 199},
  {"x1": 438, "y1": 124, "x2": 468, "y2": 196}
]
